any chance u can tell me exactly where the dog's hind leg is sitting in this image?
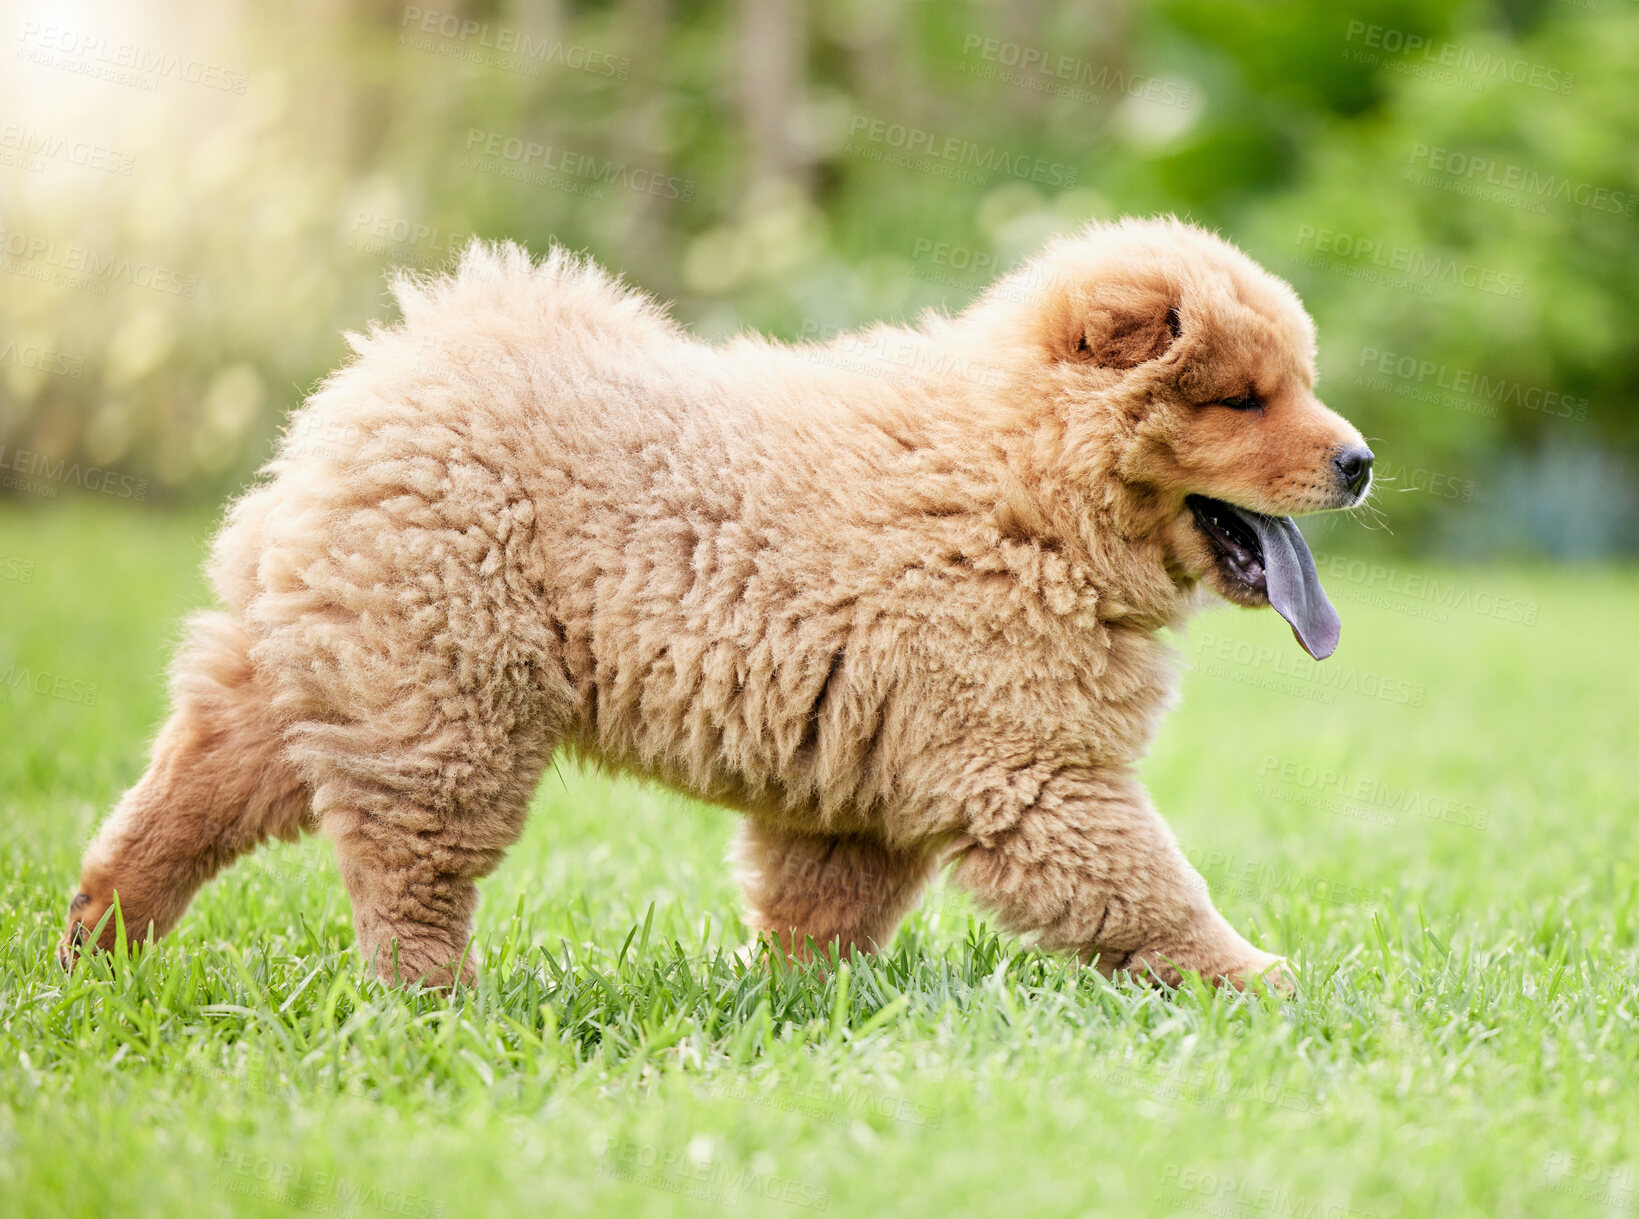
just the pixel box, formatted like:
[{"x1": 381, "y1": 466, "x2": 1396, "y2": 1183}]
[
  {"x1": 951, "y1": 766, "x2": 1285, "y2": 990},
  {"x1": 283, "y1": 628, "x2": 562, "y2": 989},
  {"x1": 60, "y1": 613, "x2": 314, "y2": 966},
  {"x1": 244, "y1": 444, "x2": 566, "y2": 988},
  {"x1": 732, "y1": 821, "x2": 937, "y2": 961},
  {"x1": 313, "y1": 764, "x2": 542, "y2": 990}
]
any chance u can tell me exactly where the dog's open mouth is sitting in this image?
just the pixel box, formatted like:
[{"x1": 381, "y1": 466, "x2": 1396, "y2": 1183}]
[{"x1": 1187, "y1": 494, "x2": 1341, "y2": 660}]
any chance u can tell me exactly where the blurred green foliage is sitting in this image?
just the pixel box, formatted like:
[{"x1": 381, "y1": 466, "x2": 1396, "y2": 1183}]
[{"x1": 0, "y1": 0, "x2": 1633, "y2": 554}]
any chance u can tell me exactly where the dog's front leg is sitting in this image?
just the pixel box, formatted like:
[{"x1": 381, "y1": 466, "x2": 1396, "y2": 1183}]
[{"x1": 951, "y1": 765, "x2": 1285, "y2": 990}]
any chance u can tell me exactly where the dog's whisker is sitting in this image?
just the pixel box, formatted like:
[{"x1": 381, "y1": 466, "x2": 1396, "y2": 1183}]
[{"x1": 1358, "y1": 506, "x2": 1393, "y2": 534}]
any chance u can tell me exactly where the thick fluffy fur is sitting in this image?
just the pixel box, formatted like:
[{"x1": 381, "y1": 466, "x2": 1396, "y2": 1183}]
[{"x1": 63, "y1": 218, "x2": 1369, "y2": 989}]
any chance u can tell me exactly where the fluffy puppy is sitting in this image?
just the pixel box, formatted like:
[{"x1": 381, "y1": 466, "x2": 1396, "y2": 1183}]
[{"x1": 61, "y1": 217, "x2": 1371, "y2": 989}]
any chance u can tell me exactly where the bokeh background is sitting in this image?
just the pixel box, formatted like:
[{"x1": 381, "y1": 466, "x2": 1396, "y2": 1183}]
[
  {"x1": 3, "y1": 0, "x2": 1637, "y2": 559},
  {"x1": 5, "y1": 7, "x2": 1639, "y2": 1217}
]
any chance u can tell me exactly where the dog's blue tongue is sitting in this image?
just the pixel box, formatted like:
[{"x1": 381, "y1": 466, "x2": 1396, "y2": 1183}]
[{"x1": 1246, "y1": 512, "x2": 1340, "y2": 660}]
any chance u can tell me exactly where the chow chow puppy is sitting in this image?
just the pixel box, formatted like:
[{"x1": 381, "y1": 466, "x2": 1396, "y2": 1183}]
[{"x1": 61, "y1": 217, "x2": 1372, "y2": 990}]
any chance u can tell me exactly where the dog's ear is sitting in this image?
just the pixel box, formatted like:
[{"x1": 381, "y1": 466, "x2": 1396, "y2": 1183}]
[{"x1": 1052, "y1": 283, "x2": 1181, "y2": 370}]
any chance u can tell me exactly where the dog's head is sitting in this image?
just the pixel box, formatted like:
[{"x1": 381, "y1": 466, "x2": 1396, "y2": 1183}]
[{"x1": 975, "y1": 218, "x2": 1372, "y2": 659}]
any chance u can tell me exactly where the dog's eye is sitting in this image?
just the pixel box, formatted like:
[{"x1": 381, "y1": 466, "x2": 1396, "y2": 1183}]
[{"x1": 1217, "y1": 393, "x2": 1263, "y2": 412}]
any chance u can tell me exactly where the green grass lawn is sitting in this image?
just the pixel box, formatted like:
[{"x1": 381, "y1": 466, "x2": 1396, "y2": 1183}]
[{"x1": 2, "y1": 498, "x2": 1636, "y2": 1219}]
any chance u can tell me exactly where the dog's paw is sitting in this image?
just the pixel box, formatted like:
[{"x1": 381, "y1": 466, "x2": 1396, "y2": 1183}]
[
  {"x1": 1119, "y1": 944, "x2": 1294, "y2": 995},
  {"x1": 374, "y1": 952, "x2": 478, "y2": 991},
  {"x1": 1222, "y1": 949, "x2": 1295, "y2": 996},
  {"x1": 729, "y1": 933, "x2": 851, "y2": 976},
  {"x1": 731, "y1": 933, "x2": 793, "y2": 972}
]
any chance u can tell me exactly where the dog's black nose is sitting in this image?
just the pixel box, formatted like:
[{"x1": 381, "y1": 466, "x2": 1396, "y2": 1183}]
[{"x1": 1334, "y1": 446, "x2": 1374, "y2": 496}]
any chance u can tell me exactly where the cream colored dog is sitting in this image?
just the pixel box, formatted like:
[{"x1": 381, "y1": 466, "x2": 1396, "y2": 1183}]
[{"x1": 62, "y1": 217, "x2": 1372, "y2": 989}]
